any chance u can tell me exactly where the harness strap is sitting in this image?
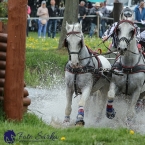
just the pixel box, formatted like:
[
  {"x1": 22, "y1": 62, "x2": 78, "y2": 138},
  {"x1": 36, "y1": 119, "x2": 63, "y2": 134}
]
[
  {"x1": 74, "y1": 73, "x2": 82, "y2": 97},
  {"x1": 65, "y1": 63, "x2": 96, "y2": 74},
  {"x1": 112, "y1": 62, "x2": 145, "y2": 74},
  {"x1": 126, "y1": 72, "x2": 129, "y2": 95}
]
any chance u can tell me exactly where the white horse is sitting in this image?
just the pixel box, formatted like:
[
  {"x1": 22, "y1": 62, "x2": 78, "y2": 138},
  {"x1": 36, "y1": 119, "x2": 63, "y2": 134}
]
[
  {"x1": 64, "y1": 22, "x2": 111, "y2": 125},
  {"x1": 106, "y1": 20, "x2": 145, "y2": 122}
]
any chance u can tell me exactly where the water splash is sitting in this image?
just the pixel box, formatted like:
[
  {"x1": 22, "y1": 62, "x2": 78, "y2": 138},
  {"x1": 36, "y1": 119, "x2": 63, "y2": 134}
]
[{"x1": 27, "y1": 86, "x2": 145, "y2": 134}]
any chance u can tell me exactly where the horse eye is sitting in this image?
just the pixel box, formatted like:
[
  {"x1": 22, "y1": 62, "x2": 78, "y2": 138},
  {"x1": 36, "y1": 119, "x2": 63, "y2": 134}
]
[{"x1": 130, "y1": 29, "x2": 134, "y2": 36}]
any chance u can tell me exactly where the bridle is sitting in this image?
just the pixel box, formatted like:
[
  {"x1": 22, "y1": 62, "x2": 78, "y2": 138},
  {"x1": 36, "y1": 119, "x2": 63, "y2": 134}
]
[
  {"x1": 115, "y1": 20, "x2": 136, "y2": 49},
  {"x1": 64, "y1": 30, "x2": 83, "y2": 60}
]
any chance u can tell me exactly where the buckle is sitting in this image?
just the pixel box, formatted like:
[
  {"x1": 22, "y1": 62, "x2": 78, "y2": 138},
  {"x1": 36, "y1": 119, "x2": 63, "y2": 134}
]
[{"x1": 122, "y1": 68, "x2": 132, "y2": 73}]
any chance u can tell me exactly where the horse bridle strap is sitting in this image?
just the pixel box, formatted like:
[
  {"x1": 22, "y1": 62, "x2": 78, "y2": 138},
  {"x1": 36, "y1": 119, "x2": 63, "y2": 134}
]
[
  {"x1": 112, "y1": 62, "x2": 145, "y2": 74},
  {"x1": 115, "y1": 20, "x2": 136, "y2": 47},
  {"x1": 118, "y1": 37, "x2": 131, "y2": 47},
  {"x1": 66, "y1": 31, "x2": 81, "y2": 35},
  {"x1": 65, "y1": 31, "x2": 83, "y2": 60},
  {"x1": 117, "y1": 20, "x2": 134, "y2": 27}
]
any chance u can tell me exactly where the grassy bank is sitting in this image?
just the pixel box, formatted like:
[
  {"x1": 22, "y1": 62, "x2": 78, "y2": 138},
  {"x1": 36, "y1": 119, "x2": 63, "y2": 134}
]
[
  {"x1": 25, "y1": 32, "x2": 109, "y2": 87},
  {"x1": 0, "y1": 113, "x2": 145, "y2": 145}
]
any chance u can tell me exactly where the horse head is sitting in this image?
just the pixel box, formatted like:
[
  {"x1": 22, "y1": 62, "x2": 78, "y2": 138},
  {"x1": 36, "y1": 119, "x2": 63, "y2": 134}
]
[
  {"x1": 64, "y1": 21, "x2": 84, "y2": 68},
  {"x1": 115, "y1": 20, "x2": 136, "y2": 55}
]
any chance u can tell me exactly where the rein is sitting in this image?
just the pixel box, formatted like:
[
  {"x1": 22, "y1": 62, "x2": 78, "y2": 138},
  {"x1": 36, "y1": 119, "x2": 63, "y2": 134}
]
[{"x1": 80, "y1": 49, "x2": 117, "y2": 61}]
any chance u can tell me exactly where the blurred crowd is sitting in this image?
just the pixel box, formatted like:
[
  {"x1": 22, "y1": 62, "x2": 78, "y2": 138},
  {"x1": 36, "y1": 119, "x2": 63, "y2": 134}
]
[
  {"x1": 26, "y1": 0, "x2": 145, "y2": 39},
  {"x1": 27, "y1": 0, "x2": 112, "y2": 38}
]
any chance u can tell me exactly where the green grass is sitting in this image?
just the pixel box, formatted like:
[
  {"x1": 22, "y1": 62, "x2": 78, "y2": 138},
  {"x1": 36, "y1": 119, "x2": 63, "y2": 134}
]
[{"x1": 0, "y1": 113, "x2": 145, "y2": 145}]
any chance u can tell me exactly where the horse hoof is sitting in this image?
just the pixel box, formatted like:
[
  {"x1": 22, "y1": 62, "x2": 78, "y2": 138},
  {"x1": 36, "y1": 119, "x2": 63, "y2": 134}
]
[
  {"x1": 63, "y1": 120, "x2": 70, "y2": 123},
  {"x1": 75, "y1": 120, "x2": 85, "y2": 126},
  {"x1": 106, "y1": 109, "x2": 116, "y2": 119},
  {"x1": 135, "y1": 99, "x2": 144, "y2": 113}
]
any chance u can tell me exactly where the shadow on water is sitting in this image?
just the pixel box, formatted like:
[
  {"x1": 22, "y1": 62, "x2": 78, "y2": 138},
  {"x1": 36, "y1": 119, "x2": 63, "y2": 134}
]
[{"x1": 27, "y1": 85, "x2": 145, "y2": 135}]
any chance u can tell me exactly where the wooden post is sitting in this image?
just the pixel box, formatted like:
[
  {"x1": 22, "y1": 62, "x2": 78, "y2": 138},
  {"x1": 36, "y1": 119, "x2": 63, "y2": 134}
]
[
  {"x1": 4, "y1": 0, "x2": 27, "y2": 121},
  {"x1": 113, "y1": 3, "x2": 123, "y2": 22},
  {"x1": 0, "y1": 22, "x2": 2, "y2": 32}
]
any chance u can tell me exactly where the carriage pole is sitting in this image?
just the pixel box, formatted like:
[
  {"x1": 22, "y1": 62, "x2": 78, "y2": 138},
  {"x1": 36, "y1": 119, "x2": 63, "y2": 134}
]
[{"x1": 4, "y1": 0, "x2": 27, "y2": 121}]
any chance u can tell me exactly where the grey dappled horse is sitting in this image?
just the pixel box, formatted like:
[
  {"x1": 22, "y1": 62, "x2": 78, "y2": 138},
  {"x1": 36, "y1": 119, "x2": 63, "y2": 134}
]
[
  {"x1": 64, "y1": 22, "x2": 111, "y2": 125},
  {"x1": 106, "y1": 20, "x2": 145, "y2": 122}
]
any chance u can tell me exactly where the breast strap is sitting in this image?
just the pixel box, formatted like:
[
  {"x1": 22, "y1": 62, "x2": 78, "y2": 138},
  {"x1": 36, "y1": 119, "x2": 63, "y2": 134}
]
[{"x1": 112, "y1": 62, "x2": 145, "y2": 74}]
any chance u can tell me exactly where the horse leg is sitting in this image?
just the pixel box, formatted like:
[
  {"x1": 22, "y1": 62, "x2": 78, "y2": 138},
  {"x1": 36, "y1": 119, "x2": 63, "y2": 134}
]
[
  {"x1": 138, "y1": 84, "x2": 145, "y2": 110},
  {"x1": 136, "y1": 92, "x2": 145, "y2": 112},
  {"x1": 126, "y1": 89, "x2": 141, "y2": 122},
  {"x1": 63, "y1": 86, "x2": 74, "y2": 123},
  {"x1": 96, "y1": 85, "x2": 109, "y2": 122},
  {"x1": 75, "y1": 86, "x2": 91, "y2": 126},
  {"x1": 106, "y1": 82, "x2": 117, "y2": 119}
]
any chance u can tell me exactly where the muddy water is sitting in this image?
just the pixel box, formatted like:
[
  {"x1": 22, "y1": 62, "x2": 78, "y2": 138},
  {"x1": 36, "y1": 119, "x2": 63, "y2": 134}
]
[{"x1": 27, "y1": 86, "x2": 145, "y2": 134}]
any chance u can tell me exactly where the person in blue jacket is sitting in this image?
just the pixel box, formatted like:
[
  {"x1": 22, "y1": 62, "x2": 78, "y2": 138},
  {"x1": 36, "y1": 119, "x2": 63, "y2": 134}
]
[{"x1": 134, "y1": 1, "x2": 145, "y2": 22}]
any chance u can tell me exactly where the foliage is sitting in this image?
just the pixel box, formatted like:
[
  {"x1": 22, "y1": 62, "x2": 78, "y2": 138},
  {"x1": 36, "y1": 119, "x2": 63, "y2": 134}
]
[{"x1": 0, "y1": 1, "x2": 8, "y2": 17}]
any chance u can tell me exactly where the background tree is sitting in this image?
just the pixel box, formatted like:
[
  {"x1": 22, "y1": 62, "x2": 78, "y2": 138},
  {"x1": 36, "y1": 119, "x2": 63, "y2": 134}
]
[{"x1": 58, "y1": 0, "x2": 79, "y2": 49}]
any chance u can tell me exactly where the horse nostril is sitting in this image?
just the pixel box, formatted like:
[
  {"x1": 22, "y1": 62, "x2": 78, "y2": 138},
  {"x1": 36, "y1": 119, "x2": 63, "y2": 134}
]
[
  {"x1": 118, "y1": 47, "x2": 120, "y2": 51},
  {"x1": 71, "y1": 62, "x2": 79, "y2": 68},
  {"x1": 124, "y1": 48, "x2": 127, "y2": 51}
]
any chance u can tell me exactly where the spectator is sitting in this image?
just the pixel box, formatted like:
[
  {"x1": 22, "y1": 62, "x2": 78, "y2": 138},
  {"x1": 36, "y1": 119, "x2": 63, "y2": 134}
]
[
  {"x1": 78, "y1": 1, "x2": 86, "y2": 23},
  {"x1": 27, "y1": 5, "x2": 31, "y2": 37},
  {"x1": 89, "y1": 2, "x2": 101, "y2": 38},
  {"x1": 104, "y1": 1, "x2": 107, "y2": 7},
  {"x1": 134, "y1": 1, "x2": 145, "y2": 22},
  {"x1": 100, "y1": 2, "x2": 109, "y2": 36},
  {"x1": 37, "y1": 1, "x2": 49, "y2": 38},
  {"x1": 47, "y1": 0, "x2": 60, "y2": 38}
]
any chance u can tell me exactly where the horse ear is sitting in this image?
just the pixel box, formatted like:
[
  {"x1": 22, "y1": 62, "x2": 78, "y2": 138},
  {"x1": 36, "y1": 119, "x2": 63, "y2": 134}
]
[
  {"x1": 119, "y1": 13, "x2": 123, "y2": 21},
  {"x1": 66, "y1": 21, "x2": 70, "y2": 31},
  {"x1": 79, "y1": 21, "x2": 82, "y2": 30}
]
